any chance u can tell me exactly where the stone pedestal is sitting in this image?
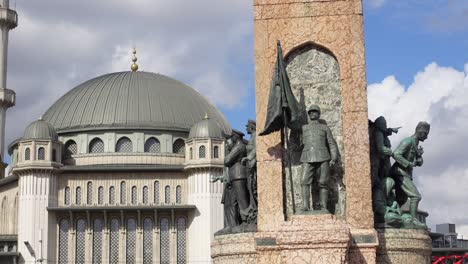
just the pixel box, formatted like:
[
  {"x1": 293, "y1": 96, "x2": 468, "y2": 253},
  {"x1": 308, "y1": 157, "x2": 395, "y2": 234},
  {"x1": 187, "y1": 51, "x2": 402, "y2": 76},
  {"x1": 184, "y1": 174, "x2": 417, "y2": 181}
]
[
  {"x1": 377, "y1": 229, "x2": 432, "y2": 264},
  {"x1": 212, "y1": 233, "x2": 257, "y2": 264},
  {"x1": 212, "y1": 215, "x2": 380, "y2": 264}
]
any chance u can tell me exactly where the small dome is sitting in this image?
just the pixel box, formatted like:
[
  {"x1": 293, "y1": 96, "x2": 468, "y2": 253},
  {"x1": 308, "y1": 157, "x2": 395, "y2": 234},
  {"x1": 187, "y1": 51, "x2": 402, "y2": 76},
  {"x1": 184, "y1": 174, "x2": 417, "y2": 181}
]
[
  {"x1": 188, "y1": 117, "x2": 224, "y2": 139},
  {"x1": 23, "y1": 118, "x2": 58, "y2": 140}
]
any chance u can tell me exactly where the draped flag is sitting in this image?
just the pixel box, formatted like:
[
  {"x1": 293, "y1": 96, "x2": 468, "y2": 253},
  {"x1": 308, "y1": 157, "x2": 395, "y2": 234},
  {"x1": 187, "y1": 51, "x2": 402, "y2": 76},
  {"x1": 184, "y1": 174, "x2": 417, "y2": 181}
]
[{"x1": 259, "y1": 40, "x2": 301, "y2": 136}]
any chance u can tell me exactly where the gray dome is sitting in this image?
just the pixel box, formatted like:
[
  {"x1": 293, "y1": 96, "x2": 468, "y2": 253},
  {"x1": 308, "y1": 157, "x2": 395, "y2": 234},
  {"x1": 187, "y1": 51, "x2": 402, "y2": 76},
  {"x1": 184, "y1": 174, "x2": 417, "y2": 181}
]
[
  {"x1": 23, "y1": 119, "x2": 58, "y2": 140},
  {"x1": 43, "y1": 71, "x2": 231, "y2": 134},
  {"x1": 189, "y1": 117, "x2": 224, "y2": 139}
]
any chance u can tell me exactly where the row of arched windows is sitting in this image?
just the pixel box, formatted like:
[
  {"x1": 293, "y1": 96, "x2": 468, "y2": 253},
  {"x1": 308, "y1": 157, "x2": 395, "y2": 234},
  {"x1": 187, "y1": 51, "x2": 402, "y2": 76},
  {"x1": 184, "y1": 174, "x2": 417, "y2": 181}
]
[
  {"x1": 189, "y1": 145, "x2": 220, "y2": 159},
  {"x1": 24, "y1": 147, "x2": 57, "y2": 162},
  {"x1": 58, "y1": 217, "x2": 186, "y2": 264},
  {"x1": 64, "y1": 181, "x2": 183, "y2": 206},
  {"x1": 64, "y1": 138, "x2": 185, "y2": 157}
]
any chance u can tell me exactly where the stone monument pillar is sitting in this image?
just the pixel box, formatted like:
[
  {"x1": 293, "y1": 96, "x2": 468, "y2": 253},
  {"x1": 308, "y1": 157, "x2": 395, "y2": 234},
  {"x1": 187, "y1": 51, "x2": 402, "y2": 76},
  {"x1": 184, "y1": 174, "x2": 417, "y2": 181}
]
[
  {"x1": 212, "y1": 0, "x2": 378, "y2": 263},
  {"x1": 213, "y1": 0, "x2": 430, "y2": 263}
]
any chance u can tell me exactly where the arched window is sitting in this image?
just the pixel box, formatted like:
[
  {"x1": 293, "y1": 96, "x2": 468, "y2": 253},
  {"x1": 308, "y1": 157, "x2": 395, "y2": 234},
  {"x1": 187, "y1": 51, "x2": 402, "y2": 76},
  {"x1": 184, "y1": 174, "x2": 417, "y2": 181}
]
[
  {"x1": 116, "y1": 137, "x2": 133, "y2": 152},
  {"x1": 213, "y1": 146, "x2": 219, "y2": 159},
  {"x1": 58, "y1": 219, "x2": 69, "y2": 264},
  {"x1": 131, "y1": 186, "x2": 137, "y2": 204},
  {"x1": 177, "y1": 217, "x2": 187, "y2": 264},
  {"x1": 76, "y1": 218, "x2": 86, "y2": 263},
  {"x1": 98, "y1": 187, "x2": 104, "y2": 205},
  {"x1": 87, "y1": 181, "x2": 93, "y2": 205},
  {"x1": 1, "y1": 197, "x2": 7, "y2": 231},
  {"x1": 52, "y1": 149, "x2": 57, "y2": 162},
  {"x1": 199, "y1": 145, "x2": 206, "y2": 158},
  {"x1": 173, "y1": 139, "x2": 185, "y2": 154},
  {"x1": 143, "y1": 218, "x2": 153, "y2": 264},
  {"x1": 160, "y1": 218, "x2": 170, "y2": 264},
  {"x1": 165, "y1": 186, "x2": 171, "y2": 204},
  {"x1": 76, "y1": 187, "x2": 82, "y2": 205},
  {"x1": 38, "y1": 147, "x2": 45, "y2": 160},
  {"x1": 89, "y1": 138, "x2": 104, "y2": 153},
  {"x1": 143, "y1": 186, "x2": 148, "y2": 204},
  {"x1": 144, "y1": 137, "x2": 161, "y2": 153},
  {"x1": 64, "y1": 187, "x2": 70, "y2": 205},
  {"x1": 120, "y1": 181, "x2": 126, "y2": 204},
  {"x1": 64, "y1": 140, "x2": 77, "y2": 157},
  {"x1": 154, "y1": 181, "x2": 160, "y2": 204},
  {"x1": 189, "y1": 147, "x2": 193, "y2": 159},
  {"x1": 93, "y1": 218, "x2": 103, "y2": 264},
  {"x1": 109, "y1": 186, "x2": 115, "y2": 205},
  {"x1": 25, "y1": 148, "x2": 30, "y2": 160},
  {"x1": 126, "y1": 218, "x2": 136, "y2": 264},
  {"x1": 109, "y1": 218, "x2": 119, "y2": 264},
  {"x1": 176, "y1": 185, "x2": 182, "y2": 204}
]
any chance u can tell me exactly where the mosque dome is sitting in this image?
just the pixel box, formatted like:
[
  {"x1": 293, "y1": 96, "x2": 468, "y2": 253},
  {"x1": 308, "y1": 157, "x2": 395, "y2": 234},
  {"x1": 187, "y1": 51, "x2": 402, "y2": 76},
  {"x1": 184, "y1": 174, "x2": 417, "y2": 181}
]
[
  {"x1": 188, "y1": 116, "x2": 225, "y2": 139},
  {"x1": 42, "y1": 71, "x2": 231, "y2": 134},
  {"x1": 23, "y1": 118, "x2": 58, "y2": 140}
]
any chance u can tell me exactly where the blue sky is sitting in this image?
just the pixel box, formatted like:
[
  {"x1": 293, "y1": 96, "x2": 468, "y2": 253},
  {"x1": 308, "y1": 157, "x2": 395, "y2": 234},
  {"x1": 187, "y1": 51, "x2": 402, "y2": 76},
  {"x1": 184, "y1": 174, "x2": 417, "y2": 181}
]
[{"x1": 4, "y1": 0, "x2": 468, "y2": 236}]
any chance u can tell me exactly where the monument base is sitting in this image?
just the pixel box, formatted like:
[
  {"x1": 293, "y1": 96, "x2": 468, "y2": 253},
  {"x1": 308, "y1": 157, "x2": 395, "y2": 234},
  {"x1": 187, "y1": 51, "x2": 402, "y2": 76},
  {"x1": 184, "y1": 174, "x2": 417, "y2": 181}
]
[
  {"x1": 377, "y1": 228, "x2": 432, "y2": 264},
  {"x1": 212, "y1": 215, "x2": 358, "y2": 264}
]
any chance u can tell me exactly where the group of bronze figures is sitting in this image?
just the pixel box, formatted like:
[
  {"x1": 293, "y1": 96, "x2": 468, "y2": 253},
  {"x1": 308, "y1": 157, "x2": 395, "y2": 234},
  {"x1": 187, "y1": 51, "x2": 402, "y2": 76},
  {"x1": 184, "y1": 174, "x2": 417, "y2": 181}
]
[
  {"x1": 211, "y1": 120, "x2": 258, "y2": 234},
  {"x1": 369, "y1": 117, "x2": 430, "y2": 229},
  {"x1": 213, "y1": 41, "x2": 430, "y2": 235},
  {"x1": 213, "y1": 112, "x2": 430, "y2": 234}
]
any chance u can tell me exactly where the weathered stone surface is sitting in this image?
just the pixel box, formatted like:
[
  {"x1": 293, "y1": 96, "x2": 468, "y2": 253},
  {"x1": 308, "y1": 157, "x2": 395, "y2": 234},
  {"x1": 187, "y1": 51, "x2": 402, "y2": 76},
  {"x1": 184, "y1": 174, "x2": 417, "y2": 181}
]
[
  {"x1": 257, "y1": 160, "x2": 284, "y2": 231},
  {"x1": 376, "y1": 229, "x2": 432, "y2": 264}
]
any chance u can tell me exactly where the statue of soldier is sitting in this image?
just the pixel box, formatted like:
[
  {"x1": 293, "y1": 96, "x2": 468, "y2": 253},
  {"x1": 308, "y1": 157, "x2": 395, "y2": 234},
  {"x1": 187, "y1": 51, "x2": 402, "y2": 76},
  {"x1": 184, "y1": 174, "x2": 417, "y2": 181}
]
[
  {"x1": 369, "y1": 116, "x2": 402, "y2": 226},
  {"x1": 224, "y1": 130, "x2": 251, "y2": 223},
  {"x1": 300, "y1": 104, "x2": 338, "y2": 212},
  {"x1": 389, "y1": 121, "x2": 430, "y2": 228},
  {"x1": 369, "y1": 116, "x2": 400, "y2": 188},
  {"x1": 242, "y1": 120, "x2": 257, "y2": 209}
]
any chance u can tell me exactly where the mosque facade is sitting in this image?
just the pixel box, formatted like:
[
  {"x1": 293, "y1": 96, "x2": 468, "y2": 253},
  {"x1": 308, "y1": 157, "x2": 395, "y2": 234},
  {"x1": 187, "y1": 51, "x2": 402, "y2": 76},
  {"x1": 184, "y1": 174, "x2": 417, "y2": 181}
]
[{"x1": 0, "y1": 4, "x2": 230, "y2": 264}]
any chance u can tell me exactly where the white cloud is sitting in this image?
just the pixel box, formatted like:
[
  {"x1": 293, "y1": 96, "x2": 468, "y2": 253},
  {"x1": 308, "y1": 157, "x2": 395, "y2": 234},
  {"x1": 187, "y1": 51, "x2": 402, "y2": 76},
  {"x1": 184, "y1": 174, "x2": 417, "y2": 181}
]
[
  {"x1": 368, "y1": 62, "x2": 468, "y2": 234},
  {"x1": 4, "y1": 0, "x2": 253, "y2": 159}
]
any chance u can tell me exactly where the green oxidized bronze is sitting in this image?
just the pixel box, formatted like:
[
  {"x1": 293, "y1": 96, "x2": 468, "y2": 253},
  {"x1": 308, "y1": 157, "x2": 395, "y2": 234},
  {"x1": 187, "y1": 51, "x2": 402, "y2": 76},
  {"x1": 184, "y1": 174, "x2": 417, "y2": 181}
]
[
  {"x1": 370, "y1": 119, "x2": 430, "y2": 229},
  {"x1": 299, "y1": 104, "x2": 338, "y2": 213}
]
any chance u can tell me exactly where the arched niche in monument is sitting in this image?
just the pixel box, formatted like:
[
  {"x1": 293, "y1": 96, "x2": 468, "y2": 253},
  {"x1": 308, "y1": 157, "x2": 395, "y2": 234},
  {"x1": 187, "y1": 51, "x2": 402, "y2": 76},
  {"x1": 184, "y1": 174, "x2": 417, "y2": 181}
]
[{"x1": 284, "y1": 42, "x2": 346, "y2": 218}]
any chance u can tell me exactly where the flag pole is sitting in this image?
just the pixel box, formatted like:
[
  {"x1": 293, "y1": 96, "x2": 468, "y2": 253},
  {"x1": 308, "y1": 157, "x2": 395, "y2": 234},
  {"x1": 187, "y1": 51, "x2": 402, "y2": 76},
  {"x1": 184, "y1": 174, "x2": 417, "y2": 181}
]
[{"x1": 283, "y1": 108, "x2": 296, "y2": 214}]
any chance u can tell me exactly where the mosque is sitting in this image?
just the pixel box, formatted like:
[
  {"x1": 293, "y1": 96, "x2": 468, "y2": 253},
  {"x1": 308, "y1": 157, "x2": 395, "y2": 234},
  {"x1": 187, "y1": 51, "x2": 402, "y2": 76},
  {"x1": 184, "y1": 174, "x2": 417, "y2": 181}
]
[{"x1": 0, "y1": 3, "x2": 231, "y2": 264}]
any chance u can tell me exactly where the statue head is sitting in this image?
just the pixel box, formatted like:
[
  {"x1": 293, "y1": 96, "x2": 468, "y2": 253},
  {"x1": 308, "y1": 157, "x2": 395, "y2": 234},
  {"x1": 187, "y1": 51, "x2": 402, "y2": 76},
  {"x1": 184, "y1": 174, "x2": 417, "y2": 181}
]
[
  {"x1": 246, "y1": 120, "x2": 256, "y2": 135},
  {"x1": 374, "y1": 116, "x2": 388, "y2": 131},
  {"x1": 226, "y1": 129, "x2": 244, "y2": 149},
  {"x1": 415, "y1": 121, "x2": 430, "y2": 142},
  {"x1": 307, "y1": 104, "x2": 321, "y2": 121}
]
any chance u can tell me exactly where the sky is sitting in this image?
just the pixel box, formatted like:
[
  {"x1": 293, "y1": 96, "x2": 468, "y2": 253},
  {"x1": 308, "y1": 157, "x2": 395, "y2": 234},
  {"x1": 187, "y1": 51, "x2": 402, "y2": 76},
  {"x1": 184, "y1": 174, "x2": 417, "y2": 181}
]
[{"x1": 4, "y1": 0, "x2": 468, "y2": 236}]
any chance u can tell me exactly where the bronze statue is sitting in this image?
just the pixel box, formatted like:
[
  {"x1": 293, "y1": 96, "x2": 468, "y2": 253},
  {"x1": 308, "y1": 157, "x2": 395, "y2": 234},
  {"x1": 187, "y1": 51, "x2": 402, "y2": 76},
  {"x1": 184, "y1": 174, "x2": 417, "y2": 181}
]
[
  {"x1": 242, "y1": 120, "x2": 257, "y2": 209},
  {"x1": 369, "y1": 116, "x2": 402, "y2": 226},
  {"x1": 299, "y1": 104, "x2": 338, "y2": 212},
  {"x1": 369, "y1": 116, "x2": 400, "y2": 188},
  {"x1": 213, "y1": 129, "x2": 257, "y2": 234},
  {"x1": 389, "y1": 121, "x2": 430, "y2": 228}
]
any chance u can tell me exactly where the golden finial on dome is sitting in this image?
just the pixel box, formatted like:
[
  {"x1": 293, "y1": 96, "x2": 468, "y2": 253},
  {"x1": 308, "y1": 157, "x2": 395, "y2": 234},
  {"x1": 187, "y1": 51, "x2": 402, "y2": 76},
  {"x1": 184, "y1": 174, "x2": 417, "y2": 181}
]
[{"x1": 131, "y1": 48, "x2": 139, "y2": 72}]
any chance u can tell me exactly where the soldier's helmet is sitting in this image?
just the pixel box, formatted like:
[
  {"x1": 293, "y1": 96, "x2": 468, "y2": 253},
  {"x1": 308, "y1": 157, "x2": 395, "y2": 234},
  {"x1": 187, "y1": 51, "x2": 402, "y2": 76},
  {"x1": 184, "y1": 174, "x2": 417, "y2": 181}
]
[
  {"x1": 307, "y1": 104, "x2": 321, "y2": 114},
  {"x1": 415, "y1": 121, "x2": 430, "y2": 133}
]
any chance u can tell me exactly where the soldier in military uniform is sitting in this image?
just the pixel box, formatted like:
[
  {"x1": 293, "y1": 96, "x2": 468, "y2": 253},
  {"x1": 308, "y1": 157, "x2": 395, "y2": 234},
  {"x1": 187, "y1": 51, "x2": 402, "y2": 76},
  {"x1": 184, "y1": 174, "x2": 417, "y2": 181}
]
[
  {"x1": 242, "y1": 120, "x2": 257, "y2": 209},
  {"x1": 300, "y1": 105, "x2": 338, "y2": 212},
  {"x1": 389, "y1": 121, "x2": 430, "y2": 227},
  {"x1": 224, "y1": 130, "x2": 251, "y2": 223}
]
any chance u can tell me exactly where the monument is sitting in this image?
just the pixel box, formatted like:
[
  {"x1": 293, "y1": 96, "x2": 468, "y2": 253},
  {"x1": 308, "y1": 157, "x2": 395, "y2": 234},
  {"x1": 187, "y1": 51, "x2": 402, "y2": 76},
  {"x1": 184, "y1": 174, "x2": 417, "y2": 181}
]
[{"x1": 211, "y1": 0, "x2": 432, "y2": 263}]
